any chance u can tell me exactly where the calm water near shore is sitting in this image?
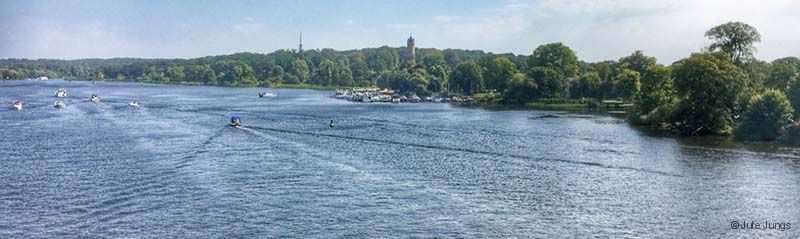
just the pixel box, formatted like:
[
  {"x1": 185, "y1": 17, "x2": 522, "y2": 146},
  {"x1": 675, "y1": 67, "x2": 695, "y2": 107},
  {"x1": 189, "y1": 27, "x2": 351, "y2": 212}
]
[{"x1": 1, "y1": 80, "x2": 799, "y2": 238}]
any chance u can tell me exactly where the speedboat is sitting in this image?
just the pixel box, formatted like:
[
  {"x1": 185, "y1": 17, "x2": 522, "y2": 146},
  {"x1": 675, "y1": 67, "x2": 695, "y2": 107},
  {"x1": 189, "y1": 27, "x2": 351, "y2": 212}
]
[
  {"x1": 55, "y1": 89, "x2": 67, "y2": 98},
  {"x1": 54, "y1": 101, "x2": 66, "y2": 108},
  {"x1": 230, "y1": 115, "x2": 241, "y2": 127},
  {"x1": 12, "y1": 100, "x2": 22, "y2": 110},
  {"x1": 129, "y1": 101, "x2": 140, "y2": 108},
  {"x1": 90, "y1": 94, "x2": 100, "y2": 103},
  {"x1": 409, "y1": 94, "x2": 421, "y2": 103},
  {"x1": 259, "y1": 92, "x2": 277, "y2": 98}
]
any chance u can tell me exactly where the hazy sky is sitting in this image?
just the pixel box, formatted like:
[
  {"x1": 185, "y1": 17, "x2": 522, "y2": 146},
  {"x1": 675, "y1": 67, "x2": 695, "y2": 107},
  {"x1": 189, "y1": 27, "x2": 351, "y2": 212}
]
[{"x1": 2, "y1": 0, "x2": 799, "y2": 64}]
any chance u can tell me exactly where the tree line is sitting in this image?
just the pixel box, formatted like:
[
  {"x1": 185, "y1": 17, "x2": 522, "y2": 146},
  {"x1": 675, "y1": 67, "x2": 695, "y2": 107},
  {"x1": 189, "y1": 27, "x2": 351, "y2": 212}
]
[{"x1": 2, "y1": 22, "x2": 799, "y2": 142}]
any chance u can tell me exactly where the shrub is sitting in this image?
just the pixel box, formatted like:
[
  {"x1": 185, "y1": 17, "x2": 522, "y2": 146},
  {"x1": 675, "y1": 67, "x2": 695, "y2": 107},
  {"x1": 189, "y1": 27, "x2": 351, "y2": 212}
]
[{"x1": 735, "y1": 89, "x2": 794, "y2": 141}]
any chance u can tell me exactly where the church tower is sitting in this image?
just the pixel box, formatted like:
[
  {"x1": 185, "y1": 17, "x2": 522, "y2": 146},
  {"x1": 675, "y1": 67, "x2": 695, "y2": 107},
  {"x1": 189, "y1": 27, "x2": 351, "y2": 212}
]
[{"x1": 406, "y1": 34, "x2": 416, "y2": 66}]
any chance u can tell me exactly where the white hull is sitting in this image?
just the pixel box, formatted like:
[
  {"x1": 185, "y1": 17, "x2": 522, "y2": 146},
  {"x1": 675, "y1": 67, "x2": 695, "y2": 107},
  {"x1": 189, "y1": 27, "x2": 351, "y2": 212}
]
[{"x1": 56, "y1": 89, "x2": 67, "y2": 98}]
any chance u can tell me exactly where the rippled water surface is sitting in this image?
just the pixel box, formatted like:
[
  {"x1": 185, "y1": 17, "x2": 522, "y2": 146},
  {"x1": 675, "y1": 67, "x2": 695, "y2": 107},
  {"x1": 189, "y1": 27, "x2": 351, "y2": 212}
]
[{"x1": 2, "y1": 80, "x2": 799, "y2": 238}]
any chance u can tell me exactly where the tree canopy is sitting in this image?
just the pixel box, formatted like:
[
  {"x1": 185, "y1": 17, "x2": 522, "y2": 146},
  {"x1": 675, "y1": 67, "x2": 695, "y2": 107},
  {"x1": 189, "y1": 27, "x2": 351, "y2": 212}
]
[
  {"x1": 705, "y1": 21, "x2": 761, "y2": 64},
  {"x1": 528, "y1": 43, "x2": 579, "y2": 78}
]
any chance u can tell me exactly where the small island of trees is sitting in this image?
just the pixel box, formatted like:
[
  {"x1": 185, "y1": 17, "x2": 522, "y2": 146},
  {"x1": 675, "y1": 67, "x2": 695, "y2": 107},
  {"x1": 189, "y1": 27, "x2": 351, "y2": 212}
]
[{"x1": 2, "y1": 22, "x2": 799, "y2": 144}]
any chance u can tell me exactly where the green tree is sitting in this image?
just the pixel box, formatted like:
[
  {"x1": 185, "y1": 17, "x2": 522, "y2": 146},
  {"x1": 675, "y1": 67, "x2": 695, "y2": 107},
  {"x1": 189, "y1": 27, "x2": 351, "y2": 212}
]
[
  {"x1": 267, "y1": 65, "x2": 285, "y2": 85},
  {"x1": 166, "y1": 66, "x2": 184, "y2": 83},
  {"x1": 503, "y1": 73, "x2": 537, "y2": 104},
  {"x1": 528, "y1": 67, "x2": 564, "y2": 98},
  {"x1": 741, "y1": 60, "x2": 771, "y2": 91},
  {"x1": 450, "y1": 61, "x2": 483, "y2": 95},
  {"x1": 348, "y1": 54, "x2": 370, "y2": 85},
  {"x1": 766, "y1": 63, "x2": 797, "y2": 90},
  {"x1": 189, "y1": 65, "x2": 217, "y2": 85},
  {"x1": 613, "y1": 69, "x2": 640, "y2": 102},
  {"x1": 788, "y1": 79, "x2": 800, "y2": 118},
  {"x1": 316, "y1": 60, "x2": 337, "y2": 86},
  {"x1": 672, "y1": 52, "x2": 747, "y2": 135},
  {"x1": 291, "y1": 59, "x2": 309, "y2": 84},
  {"x1": 736, "y1": 89, "x2": 794, "y2": 141},
  {"x1": 575, "y1": 72, "x2": 601, "y2": 99},
  {"x1": 443, "y1": 49, "x2": 461, "y2": 69},
  {"x1": 528, "y1": 43, "x2": 579, "y2": 78},
  {"x1": 705, "y1": 22, "x2": 761, "y2": 64},
  {"x1": 483, "y1": 56, "x2": 518, "y2": 92},
  {"x1": 630, "y1": 65, "x2": 676, "y2": 124},
  {"x1": 618, "y1": 50, "x2": 656, "y2": 74}
]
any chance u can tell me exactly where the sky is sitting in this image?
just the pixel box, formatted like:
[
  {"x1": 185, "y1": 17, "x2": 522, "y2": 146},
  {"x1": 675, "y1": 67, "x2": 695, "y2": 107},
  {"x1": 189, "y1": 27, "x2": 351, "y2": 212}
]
[{"x1": 1, "y1": 0, "x2": 799, "y2": 64}]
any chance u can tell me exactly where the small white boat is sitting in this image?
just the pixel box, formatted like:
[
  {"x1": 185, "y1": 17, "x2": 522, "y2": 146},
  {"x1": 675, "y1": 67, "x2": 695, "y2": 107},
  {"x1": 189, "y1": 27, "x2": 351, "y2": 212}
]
[
  {"x1": 259, "y1": 92, "x2": 277, "y2": 98},
  {"x1": 90, "y1": 94, "x2": 100, "y2": 103},
  {"x1": 55, "y1": 89, "x2": 67, "y2": 98},
  {"x1": 129, "y1": 101, "x2": 140, "y2": 108},
  {"x1": 37, "y1": 76, "x2": 49, "y2": 81},
  {"x1": 12, "y1": 100, "x2": 22, "y2": 110},
  {"x1": 54, "y1": 101, "x2": 66, "y2": 108},
  {"x1": 409, "y1": 95, "x2": 421, "y2": 103}
]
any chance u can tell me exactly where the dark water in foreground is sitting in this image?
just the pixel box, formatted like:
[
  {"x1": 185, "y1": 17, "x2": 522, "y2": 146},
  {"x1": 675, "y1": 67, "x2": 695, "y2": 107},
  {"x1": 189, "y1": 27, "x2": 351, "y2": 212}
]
[{"x1": 1, "y1": 80, "x2": 799, "y2": 238}]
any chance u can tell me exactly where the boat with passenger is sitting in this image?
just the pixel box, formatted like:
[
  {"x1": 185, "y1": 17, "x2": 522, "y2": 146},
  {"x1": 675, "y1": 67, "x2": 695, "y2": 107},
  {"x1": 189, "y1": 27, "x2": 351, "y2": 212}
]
[
  {"x1": 90, "y1": 94, "x2": 100, "y2": 103},
  {"x1": 259, "y1": 92, "x2": 277, "y2": 98},
  {"x1": 54, "y1": 101, "x2": 66, "y2": 108},
  {"x1": 55, "y1": 89, "x2": 67, "y2": 98},
  {"x1": 230, "y1": 115, "x2": 242, "y2": 127},
  {"x1": 12, "y1": 100, "x2": 22, "y2": 110},
  {"x1": 129, "y1": 101, "x2": 140, "y2": 108}
]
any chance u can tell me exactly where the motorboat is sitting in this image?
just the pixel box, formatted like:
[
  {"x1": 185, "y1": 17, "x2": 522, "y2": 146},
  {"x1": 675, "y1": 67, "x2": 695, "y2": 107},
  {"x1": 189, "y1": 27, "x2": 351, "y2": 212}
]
[
  {"x1": 259, "y1": 92, "x2": 277, "y2": 98},
  {"x1": 230, "y1": 115, "x2": 242, "y2": 127},
  {"x1": 129, "y1": 101, "x2": 140, "y2": 108},
  {"x1": 55, "y1": 88, "x2": 67, "y2": 98},
  {"x1": 12, "y1": 100, "x2": 22, "y2": 110},
  {"x1": 409, "y1": 94, "x2": 421, "y2": 103},
  {"x1": 329, "y1": 120, "x2": 335, "y2": 128},
  {"x1": 37, "y1": 76, "x2": 49, "y2": 81},
  {"x1": 54, "y1": 101, "x2": 66, "y2": 108},
  {"x1": 90, "y1": 94, "x2": 100, "y2": 103}
]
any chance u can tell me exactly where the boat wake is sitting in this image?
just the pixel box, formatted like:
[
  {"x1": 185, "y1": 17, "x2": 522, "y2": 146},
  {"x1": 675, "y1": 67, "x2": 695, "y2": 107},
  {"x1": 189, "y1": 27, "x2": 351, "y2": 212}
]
[{"x1": 244, "y1": 125, "x2": 682, "y2": 178}]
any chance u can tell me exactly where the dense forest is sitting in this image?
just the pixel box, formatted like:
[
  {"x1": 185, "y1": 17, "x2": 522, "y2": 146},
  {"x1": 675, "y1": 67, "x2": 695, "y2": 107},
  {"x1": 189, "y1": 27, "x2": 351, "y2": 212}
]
[{"x1": 2, "y1": 22, "x2": 800, "y2": 142}]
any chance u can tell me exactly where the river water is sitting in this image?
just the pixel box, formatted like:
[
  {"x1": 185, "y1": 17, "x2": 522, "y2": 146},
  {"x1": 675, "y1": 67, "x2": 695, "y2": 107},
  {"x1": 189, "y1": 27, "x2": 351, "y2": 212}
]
[{"x1": 1, "y1": 80, "x2": 799, "y2": 238}]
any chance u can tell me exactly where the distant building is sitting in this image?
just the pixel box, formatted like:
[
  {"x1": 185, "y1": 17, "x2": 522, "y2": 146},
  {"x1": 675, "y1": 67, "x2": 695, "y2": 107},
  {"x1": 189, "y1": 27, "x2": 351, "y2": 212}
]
[{"x1": 406, "y1": 35, "x2": 416, "y2": 66}]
